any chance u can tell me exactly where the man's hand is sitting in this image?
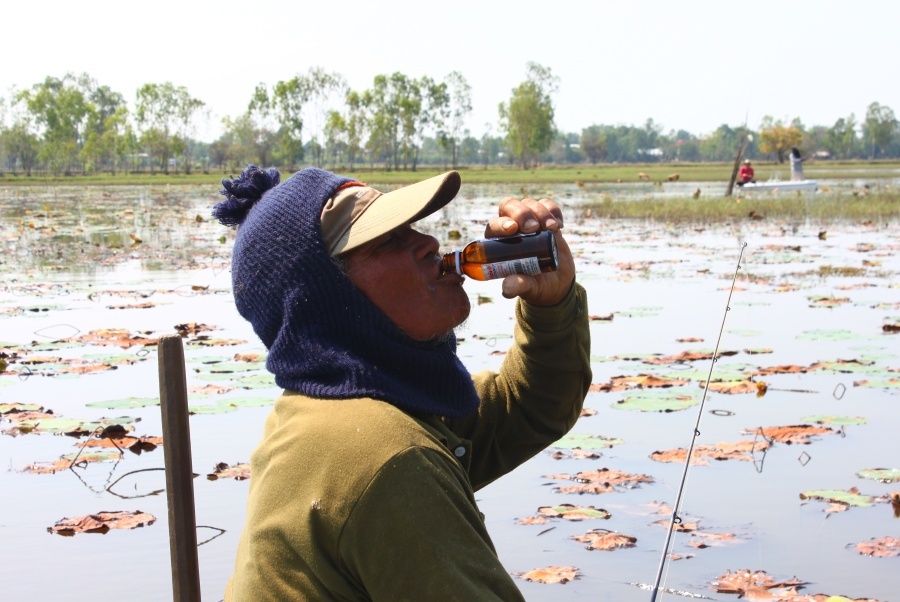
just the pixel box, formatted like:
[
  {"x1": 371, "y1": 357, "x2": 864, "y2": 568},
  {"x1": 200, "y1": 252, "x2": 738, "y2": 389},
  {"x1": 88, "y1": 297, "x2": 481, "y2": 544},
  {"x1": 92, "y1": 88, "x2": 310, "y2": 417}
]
[{"x1": 484, "y1": 197, "x2": 576, "y2": 307}]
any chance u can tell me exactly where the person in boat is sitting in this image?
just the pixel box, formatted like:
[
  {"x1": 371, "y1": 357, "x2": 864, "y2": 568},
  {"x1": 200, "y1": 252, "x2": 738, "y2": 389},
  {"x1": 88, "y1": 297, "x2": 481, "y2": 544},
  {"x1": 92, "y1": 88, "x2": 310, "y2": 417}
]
[
  {"x1": 789, "y1": 147, "x2": 806, "y2": 181},
  {"x1": 213, "y1": 165, "x2": 591, "y2": 601},
  {"x1": 737, "y1": 159, "x2": 755, "y2": 186}
]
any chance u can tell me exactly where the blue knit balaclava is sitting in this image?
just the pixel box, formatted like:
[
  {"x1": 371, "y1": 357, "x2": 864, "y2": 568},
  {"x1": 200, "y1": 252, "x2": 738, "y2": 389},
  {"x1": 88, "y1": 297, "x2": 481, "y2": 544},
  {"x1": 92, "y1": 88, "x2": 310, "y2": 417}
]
[{"x1": 212, "y1": 165, "x2": 480, "y2": 419}]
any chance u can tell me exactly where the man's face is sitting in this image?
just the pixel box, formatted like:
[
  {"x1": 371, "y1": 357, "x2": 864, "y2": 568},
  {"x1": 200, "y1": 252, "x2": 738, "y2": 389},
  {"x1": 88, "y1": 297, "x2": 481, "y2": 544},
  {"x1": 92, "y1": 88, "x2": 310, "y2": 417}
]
[{"x1": 343, "y1": 224, "x2": 470, "y2": 341}]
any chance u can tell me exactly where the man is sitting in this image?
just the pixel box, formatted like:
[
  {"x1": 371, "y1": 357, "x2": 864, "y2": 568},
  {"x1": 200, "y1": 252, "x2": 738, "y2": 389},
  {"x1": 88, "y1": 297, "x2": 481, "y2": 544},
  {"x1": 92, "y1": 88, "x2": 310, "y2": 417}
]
[
  {"x1": 214, "y1": 166, "x2": 591, "y2": 601},
  {"x1": 738, "y1": 159, "x2": 755, "y2": 186}
]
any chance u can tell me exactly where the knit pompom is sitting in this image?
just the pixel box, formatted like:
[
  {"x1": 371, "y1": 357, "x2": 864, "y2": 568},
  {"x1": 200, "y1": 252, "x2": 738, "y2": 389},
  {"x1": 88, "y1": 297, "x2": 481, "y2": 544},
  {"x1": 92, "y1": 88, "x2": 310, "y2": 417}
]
[{"x1": 213, "y1": 165, "x2": 281, "y2": 226}]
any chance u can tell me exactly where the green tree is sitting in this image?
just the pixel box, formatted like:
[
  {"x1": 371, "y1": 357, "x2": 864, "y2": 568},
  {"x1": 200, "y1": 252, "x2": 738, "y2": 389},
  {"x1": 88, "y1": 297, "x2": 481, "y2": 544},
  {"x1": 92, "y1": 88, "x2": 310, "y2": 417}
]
[
  {"x1": 498, "y1": 62, "x2": 558, "y2": 169},
  {"x1": 248, "y1": 78, "x2": 306, "y2": 169},
  {"x1": 863, "y1": 102, "x2": 897, "y2": 159},
  {"x1": 580, "y1": 125, "x2": 607, "y2": 164},
  {"x1": 303, "y1": 67, "x2": 347, "y2": 167},
  {"x1": 135, "y1": 82, "x2": 204, "y2": 174},
  {"x1": 436, "y1": 71, "x2": 472, "y2": 169},
  {"x1": 18, "y1": 75, "x2": 91, "y2": 175},
  {"x1": 323, "y1": 110, "x2": 347, "y2": 169},
  {"x1": 827, "y1": 114, "x2": 858, "y2": 159}
]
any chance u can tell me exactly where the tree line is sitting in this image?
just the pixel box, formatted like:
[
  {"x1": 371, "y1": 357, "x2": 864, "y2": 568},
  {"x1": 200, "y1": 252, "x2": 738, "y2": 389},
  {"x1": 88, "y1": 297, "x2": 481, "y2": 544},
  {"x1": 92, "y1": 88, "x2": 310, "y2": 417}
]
[{"x1": 1, "y1": 65, "x2": 898, "y2": 177}]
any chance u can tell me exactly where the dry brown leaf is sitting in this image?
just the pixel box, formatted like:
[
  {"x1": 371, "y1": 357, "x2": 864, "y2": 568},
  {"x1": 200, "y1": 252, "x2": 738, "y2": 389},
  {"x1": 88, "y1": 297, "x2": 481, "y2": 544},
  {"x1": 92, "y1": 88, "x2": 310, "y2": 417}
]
[
  {"x1": 514, "y1": 566, "x2": 581, "y2": 584},
  {"x1": 547, "y1": 468, "x2": 654, "y2": 494},
  {"x1": 174, "y1": 322, "x2": 216, "y2": 337},
  {"x1": 704, "y1": 379, "x2": 759, "y2": 394},
  {"x1": 713, "y1": 569, "x2": 808, "y2": 598},
  {"x1": 572, "y1": 529, "x2": 637, "y2": 551},
  {"x1": 207, "y1": 462, "x2": 251, "y2": 480},
  {"x1": 853, "y1": 537, "x2": 899, "y2": 557},
  {"x1": 591, "y1": 373, "x2": 689, "y2": 392},
  {"x1": 48, "y1": 510, "x2": 156, "y2": 535},
  {"x1": 651, "y1": 440, "x2": 768, "y2": 465},
  {"x1": 741, "y1": 424, "x2": 834, "y2": 444}
]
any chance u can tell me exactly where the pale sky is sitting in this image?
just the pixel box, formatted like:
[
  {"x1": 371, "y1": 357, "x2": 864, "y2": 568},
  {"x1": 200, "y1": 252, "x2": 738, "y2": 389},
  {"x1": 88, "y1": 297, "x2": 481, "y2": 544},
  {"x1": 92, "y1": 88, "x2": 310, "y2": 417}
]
[{"x1": 4, "y1": 0, "x2": 897, "y2": 142}]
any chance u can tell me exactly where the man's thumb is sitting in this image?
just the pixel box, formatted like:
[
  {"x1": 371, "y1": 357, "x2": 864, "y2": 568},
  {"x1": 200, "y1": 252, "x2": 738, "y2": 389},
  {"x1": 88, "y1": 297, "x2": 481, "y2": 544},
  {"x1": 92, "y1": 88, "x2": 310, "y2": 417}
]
[{"x1": 501, "y1": 274, "x2": 534, "y2": 299}]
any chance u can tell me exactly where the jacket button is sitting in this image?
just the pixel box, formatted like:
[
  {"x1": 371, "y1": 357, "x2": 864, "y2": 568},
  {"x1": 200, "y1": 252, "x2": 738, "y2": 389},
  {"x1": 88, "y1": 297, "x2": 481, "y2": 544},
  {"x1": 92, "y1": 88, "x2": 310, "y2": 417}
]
[{"x1": 453, "y1": 446, "x2": 466, "y2": 457}]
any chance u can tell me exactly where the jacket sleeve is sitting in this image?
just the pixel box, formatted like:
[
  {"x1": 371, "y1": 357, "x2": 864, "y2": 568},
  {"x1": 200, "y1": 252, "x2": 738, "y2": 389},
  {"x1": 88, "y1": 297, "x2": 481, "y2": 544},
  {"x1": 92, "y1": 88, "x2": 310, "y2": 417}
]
[
  {"x1": 341, "y1": 446, "x2": 526, "y2": 602},
  {"x1": 447, "y1": 282, "x2": 592, "y2": 490}
]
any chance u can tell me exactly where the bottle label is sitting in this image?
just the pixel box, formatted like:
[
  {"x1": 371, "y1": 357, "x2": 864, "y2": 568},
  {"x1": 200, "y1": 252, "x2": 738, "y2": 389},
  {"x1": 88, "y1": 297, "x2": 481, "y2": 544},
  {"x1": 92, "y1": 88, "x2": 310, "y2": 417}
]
[{"x1": 480, "y1": 257, "x2": 542, "y2": 280}]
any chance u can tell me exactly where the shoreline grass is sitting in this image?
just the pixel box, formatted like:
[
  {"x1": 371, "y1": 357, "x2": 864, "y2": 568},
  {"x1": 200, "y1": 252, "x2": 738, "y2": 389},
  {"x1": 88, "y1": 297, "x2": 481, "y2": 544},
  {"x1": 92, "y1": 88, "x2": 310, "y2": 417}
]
[
  {"x1": 1, "y1": 160, "x2": 898, "y2": 187},
  {"x1": 583, "y1": 192, "x2": 900, "y2": 223}
]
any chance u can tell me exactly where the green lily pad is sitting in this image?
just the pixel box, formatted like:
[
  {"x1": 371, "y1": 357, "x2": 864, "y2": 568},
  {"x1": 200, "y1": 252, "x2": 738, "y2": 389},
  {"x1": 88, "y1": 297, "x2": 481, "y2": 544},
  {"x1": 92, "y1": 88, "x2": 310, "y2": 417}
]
[
  {"x1": 86, "y1": 397, "x2": 160, "y2": 409},
  {"x1": 815, "y1": 360, "x2": 884, "y2": 374},
  {"x1": 796, "y1": 330, "x2": 868, "y2": 342},
  {"x1": 62, "y1": 450, "x2": 122, "y2": 463},
  {"x1": 856, "y1": 468, "x2": 900, "y2": 483},
  {"x1": 800, "y1": 488, "x2": 877, "y2": 508},
  {"x1": 727, "y1": 329, "x2": 762, "y2": 337},
  {"x1": 219, "y1": 397, "x2": 274, "y2": 408},
  {"x1": 193, "y1": 362, "x2": 261, "y2": 374},
  {"x1": 9, "y1": 415, "x2": 137, "y2": 436},
  {"x1": 0, "y1": 402, "x2": 43, "y2": 414},
  {"x1": 541, "y1": 505, "x2": 611, "y2": 520},
  {"x1": 801, "y1": 415, "x2": 868, "y2": 426},
  {"x1": 28, "y1": 341, "x2": 83, "y2": 351},
  {"x1": 613, "y1": 390, "x2": 699, "y2": 413},
  {"x1": 237, "y1": 374, "x2": 277, "y2": 388},
  {"x1": 195, "y1": 372, "x2": 240, "y2": 381},
  {"x1": 552, "y1": 433, "x2": 624, "y2": 450},
  {"x1": 662, "y1": 363, "x2": 754, "y2": 382},
  {"x1": 188, "y1": 403, "x2": 239, "y2": 415},
  {"x1": 853, "y1": 378, "x2": 900, "y2": 389}
]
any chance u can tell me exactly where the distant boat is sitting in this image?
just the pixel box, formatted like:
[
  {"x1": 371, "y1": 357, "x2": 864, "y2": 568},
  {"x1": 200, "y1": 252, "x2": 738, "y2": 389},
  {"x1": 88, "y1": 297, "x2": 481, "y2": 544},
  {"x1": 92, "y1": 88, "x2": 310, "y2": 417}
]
[{"x1": 738, "y1": 180, "x2": 817, "y2": 193}]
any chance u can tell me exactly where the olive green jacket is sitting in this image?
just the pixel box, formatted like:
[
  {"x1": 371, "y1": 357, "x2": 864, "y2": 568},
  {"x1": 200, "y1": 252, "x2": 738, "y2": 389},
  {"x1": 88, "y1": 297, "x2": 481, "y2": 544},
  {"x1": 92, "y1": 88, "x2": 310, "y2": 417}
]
[{"x1": 226, "y1": 284, "x2": 591, "y2": 601}]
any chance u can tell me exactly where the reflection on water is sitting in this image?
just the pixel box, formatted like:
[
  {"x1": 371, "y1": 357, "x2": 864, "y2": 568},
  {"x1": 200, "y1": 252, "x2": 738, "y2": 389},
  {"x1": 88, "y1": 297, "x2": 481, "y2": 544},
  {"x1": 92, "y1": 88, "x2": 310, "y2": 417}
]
[{"x1": 1, "y1": 184, "x2": 898, "y2": 602}]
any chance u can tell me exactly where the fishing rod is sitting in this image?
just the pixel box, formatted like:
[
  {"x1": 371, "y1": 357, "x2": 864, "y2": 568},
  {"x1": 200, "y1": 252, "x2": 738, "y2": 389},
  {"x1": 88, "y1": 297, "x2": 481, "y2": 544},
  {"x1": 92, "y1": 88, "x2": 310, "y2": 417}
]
[{"x1": 649, "y1": 242, "x2": 748, "y2": 602}]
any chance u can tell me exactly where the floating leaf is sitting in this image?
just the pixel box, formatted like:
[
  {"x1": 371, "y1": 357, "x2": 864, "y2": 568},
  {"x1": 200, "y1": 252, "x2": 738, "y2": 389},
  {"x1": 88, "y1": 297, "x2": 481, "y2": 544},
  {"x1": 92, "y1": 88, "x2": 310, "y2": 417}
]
[
  {"x1": 86, "y1": 397, "x2": 159, "y2": 409},
  {"x1": 572, "y1": 529, "x2": 637, "y2": 551},
  {"x1": 741, "y1": 424, "x2": 834, "y2": 444},
  {"x1": 0, "y1": 402, "x2": 44, "y2": 414},
  {"x1": 546, "y1": 468, "x2": 653, "y2": 495},
  {"x1": 48, "y1": 510, "x2": 156, "y2": 535},
  {"x1": 853, "y1": 378, "x2": 900, "y2": 389},
  {"x1": 552, "y1": 433, "x2": 623, "y2": 450},
  {"x1": 856, "y1": 468, "x2": 900, "y2": 483},
  {"x1": 23, "y1": 450, "x2": 122, "y2": 474},
  {"x1": 590, "y1": 373, "x2": 689, "y2": 392},
  {"x1": 514, "y1": 566, "x2": 581, "y2": 584},
  {"x1": 207, "y1": 462, "x2": 250, "y2": 480},
  {"x1": 800, "y1": 487, "x2": 878, "y2": 513},
  {"x1": 651, "y1": 440, "x2": 769, "y2": 466},
  {"x1": 802, "y1": 415, "x2": 868, "y2": 426},
  {"x1": 612, "y1": 390, "x2": 698, "y2": 412},
  {"x1": 713, "y1": 569, "x2": 807, "y2": 598},
  {"x1": 5, "y1": 415, "x2": 137, "y2": 437},
  {"x1": 852, "y1": 537, "x2": 899, "y2": 557},
  {"x1": 536, "y1": 504, "x2": 610, "y2": 521}
]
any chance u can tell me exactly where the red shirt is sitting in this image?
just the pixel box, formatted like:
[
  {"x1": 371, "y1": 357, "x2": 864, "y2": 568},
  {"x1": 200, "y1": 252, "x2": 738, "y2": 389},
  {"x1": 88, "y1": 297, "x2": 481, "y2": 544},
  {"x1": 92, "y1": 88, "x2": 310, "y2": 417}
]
[{"x1": 739, "y1": 164, "x2": 754, "y2": 182}]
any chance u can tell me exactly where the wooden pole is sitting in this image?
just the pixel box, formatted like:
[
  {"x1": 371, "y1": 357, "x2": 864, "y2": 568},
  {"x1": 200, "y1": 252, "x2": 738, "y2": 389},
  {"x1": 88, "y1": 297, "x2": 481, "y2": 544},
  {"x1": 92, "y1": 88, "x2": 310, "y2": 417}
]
[
  {"x1": 158, "y1": 334, "x2": 201, "y2": 602},
  {"x1": 725, "y1": 132, "x2": 748, "y2": 197}
]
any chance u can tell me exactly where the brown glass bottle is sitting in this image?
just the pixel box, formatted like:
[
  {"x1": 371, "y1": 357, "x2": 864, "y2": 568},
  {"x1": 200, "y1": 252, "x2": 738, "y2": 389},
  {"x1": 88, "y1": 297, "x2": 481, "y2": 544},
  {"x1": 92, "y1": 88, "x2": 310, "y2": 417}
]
[{"x1": 440, "y1": 231, "x2": 559, "y2": 281}]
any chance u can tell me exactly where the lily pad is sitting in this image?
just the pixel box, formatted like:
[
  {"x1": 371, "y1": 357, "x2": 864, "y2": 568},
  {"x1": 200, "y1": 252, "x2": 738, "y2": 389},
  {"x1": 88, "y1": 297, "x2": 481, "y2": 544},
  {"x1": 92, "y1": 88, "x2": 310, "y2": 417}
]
[
  {"x1": 856, "y1": 468, "x2": 900, "y2": 483},
  {"x1": 801, "y1": 415, "x2": 868, "y2": 426},
  {"x1": 612, "y1": 390, "x2": 698, "y2": 412},
  {"x1": 552, "y1": 433, "x2": 624, "y2": 450},
  {"x1": 799, "y1": 487, "x2": 877, "y2": 512},
  {"x1": 86, "y1": 397, "x2": 160, "y2": 409}
]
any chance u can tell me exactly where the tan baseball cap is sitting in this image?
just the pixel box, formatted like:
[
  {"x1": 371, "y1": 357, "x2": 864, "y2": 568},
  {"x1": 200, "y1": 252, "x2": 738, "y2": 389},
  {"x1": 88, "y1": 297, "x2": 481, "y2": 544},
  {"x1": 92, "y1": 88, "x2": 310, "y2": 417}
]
[{"x1": 320, "y1": 171, "x2": 461, "y2": 256}]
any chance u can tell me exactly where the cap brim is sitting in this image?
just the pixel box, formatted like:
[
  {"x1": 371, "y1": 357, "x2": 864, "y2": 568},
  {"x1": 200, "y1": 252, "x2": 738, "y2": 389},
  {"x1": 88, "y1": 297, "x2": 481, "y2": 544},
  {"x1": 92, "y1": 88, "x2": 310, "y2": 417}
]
[{"x1": 338, "y1": 171, "x2": 460, "y2": 254}]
